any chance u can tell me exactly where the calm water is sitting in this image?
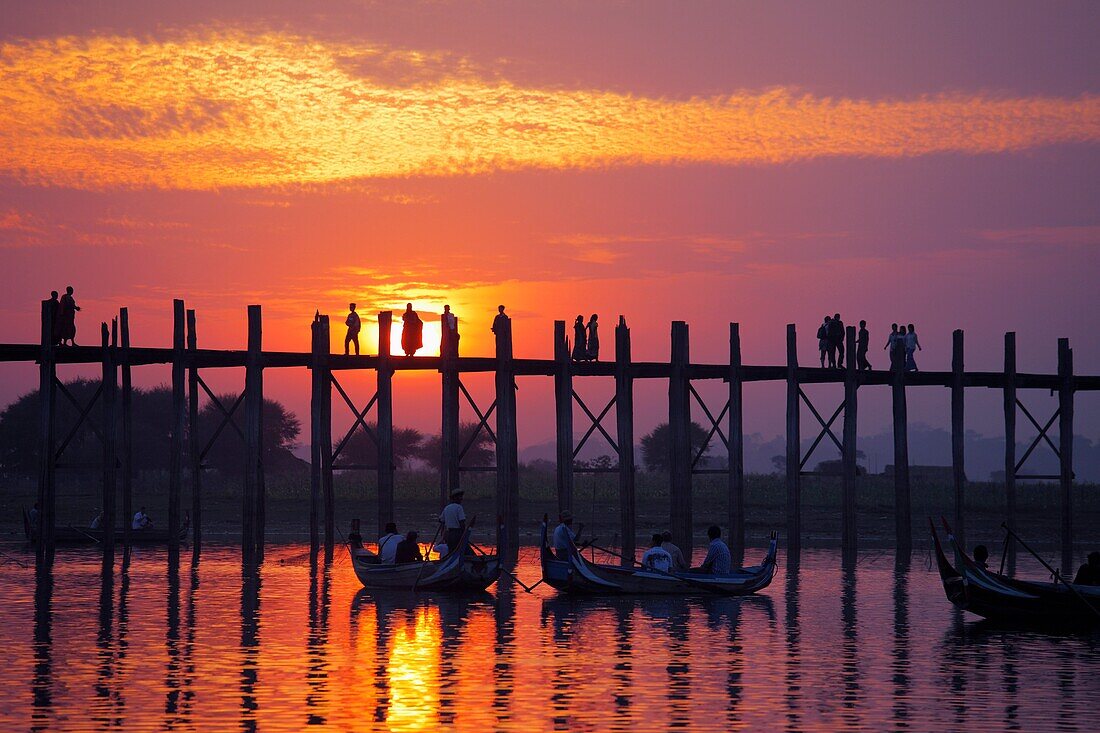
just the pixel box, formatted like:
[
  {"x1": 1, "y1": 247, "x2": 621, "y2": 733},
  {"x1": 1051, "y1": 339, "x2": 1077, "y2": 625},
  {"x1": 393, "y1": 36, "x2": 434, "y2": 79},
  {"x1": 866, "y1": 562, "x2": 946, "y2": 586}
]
[{"x1": 0, "y1": 545, "x2": 1097, "y2": 732}]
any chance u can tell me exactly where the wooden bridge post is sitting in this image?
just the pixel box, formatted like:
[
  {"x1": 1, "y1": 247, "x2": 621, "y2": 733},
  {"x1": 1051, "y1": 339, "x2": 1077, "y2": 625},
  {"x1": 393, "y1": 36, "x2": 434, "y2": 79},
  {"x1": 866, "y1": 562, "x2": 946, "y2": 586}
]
[
  {"x1": 1058, "y1": 338, "x2": 1074, "y2": 574},
  {"x1": 669, "y1": 322, "x2": 692, "y2": 555},
  {"x1": 168, "y1": 299, "x2": 186, "y2": 568},
  {"x1": 101, "y1": 321, "x2": 117, "y2": 567},
  {"x1": 119, "y1": 308, "x2": 133, "y2": 553},
  {"x1": 311, "y1": 315, "x2": 334, "y2": 561},
  {"x1": 35, "y1": 300, "x2": 57, "y2": 568},
  {"x1": 440, "y1": 313, "x2": 460, "y2": 504},
  {"x1": 243, "y1": 304, "x2": 264, "y2": 565},
  {"x1": 891, "y1": 346, "x2": 912, "y2": 555},
  {"x1": 495, "y1": 316, "x2": 519, "y2": 563},
  {"x1": 1002, "y1": 332, "x2": 1016, "y2": 569},
  {"x1": 553, "y1": 320, "x2": 574, "y2": 516},
  {"x1": 187, "y1": 310, "x2": 201, "y2": 563},
  {"x1": 952, "y1": 330, "x2": 966, "y2": 553},
  {"x1": 615, "y1": 317, "x2": 636, "y2": 565},
  {"x1": 842, "y1": 325, "x2": 858, "y2": 555},
  {"x1": 728, "y1": 323, "x2": 745, "y2": 566},
  {"x1": 310, "y1": 315, "x2": 323, "y2": 558},
  {"x1": 377, "y1": 311, "x2": 395, "y2": 536},
  {"x1": 785, "y1": 324, "x2": 800, "y2": 559}
]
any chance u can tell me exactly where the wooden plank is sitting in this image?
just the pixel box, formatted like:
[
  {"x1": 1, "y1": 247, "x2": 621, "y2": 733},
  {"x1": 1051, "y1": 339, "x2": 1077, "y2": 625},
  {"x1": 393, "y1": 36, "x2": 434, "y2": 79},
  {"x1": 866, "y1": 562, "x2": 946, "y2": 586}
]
[
  {"x1": 553, "y1": 320, "x2": 574, "y2": 516},
  {"x1": 187, "y1": 310, "x2": 201, "y2": 563},
  {"x1": 101, "y1": 321, "x2": 117, "y2": 566},
  {"x1": 892, "y1": 347, "x2": 912, "y2": 555},
  {"x1": 376, "y1": 311, "x2": 395, "y2": 536},
  {"x1": 669, "y1": 322, "x2": 692, "y2": 556},
  {"x1": 1058, "y1": 338, "x2": 1074, "y2": 574},
  {"x1": 728, "y1": 323, "x2": 745, "y2": 566},
  {"x1": 168, "y1": 300, "x2": 186, "y2": 567},
  {"x1": 243, "y1": 304, "x2": 263, "y2": 565},
  {"x1": 785, "y1": 324, "x2": 801, "y2": 559},
  {"x1": 440, "y1": 312, "x2": 460, "y2": 504},
  {"x1": 119, "y1": 308, "x2": 133, "y2": 552},
  {"x1": 1003, "y1": 331, "x2": 1016, "y2": 571},
  {"x1": 495, "y1": 315, "x2": 519, "y2": 563},
  {"x1": 36, "y1": 300, "x2": 57, "y2": 568},
  {"x1": 842, "y1": 325, "x2": 858, "y2": 555},
  {"x1": 615, "y1": 317, "x2": 636, "y2": 566},
  {"x1": 952, "y1": 330, "x2": 966, "y2": 553}
]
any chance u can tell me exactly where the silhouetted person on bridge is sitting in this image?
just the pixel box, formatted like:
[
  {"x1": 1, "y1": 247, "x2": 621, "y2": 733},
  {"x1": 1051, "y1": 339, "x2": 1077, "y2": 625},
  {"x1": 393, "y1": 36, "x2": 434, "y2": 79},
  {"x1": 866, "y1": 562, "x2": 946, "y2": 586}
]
[
  {"x1": 441, "y1": 305, "x2": 458, "y2": 353},
  {"x1": 857, "y1": 320, "x2": 871, "y2": 371},
  {"x1": 586, "y1": 314, "x2": 600, "y2": 361},
  {"x1": 817, "y1": 316, "x2": 831, "y2": 367},
  {"x1": 344, "y1": 303, "x2": 361, "y2": 355},
  {"x1": 401, "y1": 303, "x2": 423, "y2": 357},
  {"x1": 56, "y1": 286, "x2": 80, "y2": 346},
  {"x1": 829, "y1": 313, "x2": 845, "y2": 368},
  {"x1": 572, "y1": 315, "x2": 587, "y2": 361},
  {"x1": 491, "y1": 305, "x2": 508, "y2": 336},
  {"x1": 885, "y1": 323, "x2": 901, "y2": 370},
  {"x1": 904, "y1": 323, "x2": 921, "y2": 371},
  {"x1": 46, "y1": 291, "x2": 60, "y2": 345}
]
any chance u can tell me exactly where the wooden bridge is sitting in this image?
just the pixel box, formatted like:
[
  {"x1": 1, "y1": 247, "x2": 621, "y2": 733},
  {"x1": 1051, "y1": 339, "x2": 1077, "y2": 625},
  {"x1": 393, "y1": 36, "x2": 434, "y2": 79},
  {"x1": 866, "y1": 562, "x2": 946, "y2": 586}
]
[{"x1": 5, "y1": 299, "x2": 1097, "y2": 574}]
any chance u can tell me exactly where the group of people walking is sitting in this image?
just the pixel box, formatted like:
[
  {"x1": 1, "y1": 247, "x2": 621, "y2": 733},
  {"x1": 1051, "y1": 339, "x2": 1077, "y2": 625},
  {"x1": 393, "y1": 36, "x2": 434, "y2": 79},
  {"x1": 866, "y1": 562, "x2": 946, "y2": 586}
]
[
  {"x1": 571, "y1": 314, "x2": 600, "y2": 361},
  {"x1": 343, "y1": 303, "x2": 505, "y2": 357},
  {"x1": 45, "y1": 287, "x2": 81, "y2": 346},
  {"x1": 817, "y1": 314, "x2": 922, "y2": 372}
]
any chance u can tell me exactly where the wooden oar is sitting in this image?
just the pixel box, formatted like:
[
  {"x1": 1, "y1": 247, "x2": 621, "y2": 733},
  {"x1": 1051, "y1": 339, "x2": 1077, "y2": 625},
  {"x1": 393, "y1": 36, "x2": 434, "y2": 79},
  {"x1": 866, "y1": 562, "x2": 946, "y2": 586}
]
[
  {"x1": 1000, "y1": 522, "x2": 1100, "y2": 621},
  {"x1": 70, "y1": 524, "x2": 101, "y2": 544},
  {"x1": 468, "y1": 540, "x2": 541, "y2": 593},
  {"x1": 586, "y1": 542, "x2": 734, "y2": 596},
  {"x1": 412, "y1": 520, "x2": 445, "y2": 591}
]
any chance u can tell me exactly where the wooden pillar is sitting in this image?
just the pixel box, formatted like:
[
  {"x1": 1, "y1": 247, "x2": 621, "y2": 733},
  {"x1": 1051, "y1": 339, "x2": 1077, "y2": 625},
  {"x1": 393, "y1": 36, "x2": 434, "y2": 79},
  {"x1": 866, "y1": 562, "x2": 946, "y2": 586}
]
[
  {"x1": 101, "y1": 321, "x2": 117, "y2": 567},
  {"x1": 310, "y1": 315, "x2": 323, "y2": 558},
  {"x1": 553, "y1": 320, "x2": 574, "y2": 516},
  {"x1": 669, "y1": 322, "x2": 692, "y2": 555},
  {"x1": 119, "y1": 308, "x2": 133, "y2": 553},
  {"x1": 243, "y1": 304, "x2": 264, "y2": 565},
  {"x1": 36, "y1": 300, "x2": 57, "y2": 568},
  {"x1": 891, "y1": 347, "x2": 911, "y2": 555},
  {"x1": 952, "y1": 330, "x2": 966, "y2": 553},
  {"x1": 1003, "y1": 332, "x2": 1016, "y2": 568},
  {"x1": 312, "y1": 316, "x2": 334, "y2": 561},
  {"x1": 494, "y1": 316, "x2": 519, "y2": 563},
  {"x1": 842, "y1": 325, "x2": 858, "y2": 554},
  {"x1": 187, "y1": 310, "x2": 201, "y2": 564},
  {"x1": 615, "y1": 317, "x2": 636, "y2": 565},
  {"x1": 728, "y1": 323, "x2": 745, "y2": 566},
  {"x1": 168, "y1": 299, "x2": 186, "y2": 568},
  {"x1": 1058, "y1": 338, "x2": 1074, "y2": 574},
  {"x1": 440, "y1": 313, "x2": 460, "y2": 504},
  {"x1": 785, "y1": 324, "x2": 801, "y2": 559},
  {"x1": 376, "y1": 311, "x2": 394, "y2": 536}
]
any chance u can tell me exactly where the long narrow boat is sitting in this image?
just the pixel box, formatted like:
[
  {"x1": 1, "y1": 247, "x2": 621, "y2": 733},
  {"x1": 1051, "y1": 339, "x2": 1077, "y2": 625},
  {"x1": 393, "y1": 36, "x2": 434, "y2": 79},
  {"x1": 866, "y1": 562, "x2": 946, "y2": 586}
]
[
  {"x1": 540, "y1": 524, "x2": 778, "y2": 596},
  {"x1": 929, "y1": 518, "x2": 1100, "y2": 627},
  {"x1": 350, "y1": 529, "x2": 501, "y2": 592},
  {"x1": 23, "y1": 509, "x2": 189, "y2": 545}
]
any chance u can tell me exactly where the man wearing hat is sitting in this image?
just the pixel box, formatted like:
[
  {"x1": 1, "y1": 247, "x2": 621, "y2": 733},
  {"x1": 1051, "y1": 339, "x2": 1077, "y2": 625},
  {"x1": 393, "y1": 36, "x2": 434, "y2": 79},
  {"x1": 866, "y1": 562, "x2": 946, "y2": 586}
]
[
  {"x1": 441, "y1": 489, "x2": 467, "y2": 555},
  {"x1": 553, "y1": 510, "x2": 581, "y2": 560}
]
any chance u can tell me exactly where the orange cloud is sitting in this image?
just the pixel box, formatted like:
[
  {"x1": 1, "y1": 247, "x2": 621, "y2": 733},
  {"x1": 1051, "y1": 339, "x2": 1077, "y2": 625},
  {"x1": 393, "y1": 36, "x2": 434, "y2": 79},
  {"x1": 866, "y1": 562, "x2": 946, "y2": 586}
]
[{"x1": 1, "y1": 31, "x2": 1098, "y2": 190}]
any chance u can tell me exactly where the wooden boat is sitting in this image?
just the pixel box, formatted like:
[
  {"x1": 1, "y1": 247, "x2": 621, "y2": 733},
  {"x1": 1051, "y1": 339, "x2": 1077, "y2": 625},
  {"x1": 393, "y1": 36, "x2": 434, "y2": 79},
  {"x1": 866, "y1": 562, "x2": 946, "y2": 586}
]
[
  {"x1": 22, "y1": 509, "x2": 189, "y2": 545},
  {"x1": 929, "y1": 518, "x2": 1100, "y2": 628},
  {"x1": 540, "y1": 523, "x2": 778, "y2": 596},
  {"x1": 350, "y1": 529, "x2": 501, "y2": 592}
]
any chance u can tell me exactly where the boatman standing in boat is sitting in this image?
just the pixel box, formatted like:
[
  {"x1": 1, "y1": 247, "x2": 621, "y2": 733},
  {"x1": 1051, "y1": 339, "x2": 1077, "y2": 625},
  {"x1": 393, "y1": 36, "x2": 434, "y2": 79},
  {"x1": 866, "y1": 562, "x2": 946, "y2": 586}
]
[
  {"x1": 692, "y1": 525, "x2": 732, "y2": 574},
  {"x1": 441, "y1": 489, "x2": 466, "y2": 554},
  {"x1": 553, "y1": 510, "x2": 583, "y2": 560}
]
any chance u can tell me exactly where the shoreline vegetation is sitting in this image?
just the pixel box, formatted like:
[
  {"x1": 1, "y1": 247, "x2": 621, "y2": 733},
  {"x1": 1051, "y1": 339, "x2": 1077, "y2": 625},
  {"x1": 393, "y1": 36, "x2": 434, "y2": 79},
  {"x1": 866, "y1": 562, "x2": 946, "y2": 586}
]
[{"x1": 3, "y1": 468, "x2": 1096, "y2": 553}]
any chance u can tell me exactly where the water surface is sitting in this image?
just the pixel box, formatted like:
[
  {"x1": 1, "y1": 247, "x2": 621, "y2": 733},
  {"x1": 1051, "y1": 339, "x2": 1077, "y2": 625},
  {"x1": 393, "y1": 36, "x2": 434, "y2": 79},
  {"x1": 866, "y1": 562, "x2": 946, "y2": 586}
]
[{"x1": 1, "y1": 545, "x2": 1096, "y2": 732}]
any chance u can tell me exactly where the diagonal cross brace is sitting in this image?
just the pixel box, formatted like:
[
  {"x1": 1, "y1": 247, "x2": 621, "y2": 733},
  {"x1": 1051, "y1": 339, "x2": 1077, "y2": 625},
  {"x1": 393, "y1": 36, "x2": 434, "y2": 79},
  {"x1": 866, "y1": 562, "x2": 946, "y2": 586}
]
[
  {"x1": 572, "y1": 391, "x2": 618, "y2": 459},
  {"x1": 54, "y1": 379, "x2": 104, "y2": 460},
  {"x1": 1014, "y1": 398, "x2": 1060, "y2": 473},
  {"x1": 330, "y1": 374, "x2": 378, "y2": 463},
  {"x1": 688, "y1": 383, "x2": 730, "y2": 469},
  {"x1": 458, "y1": 378, "x2": 498, "y2": 462},
  {"x1": 197, "y1": 375, "x2": 246, "y2": 461},
  {"x1": 799, "y1": 388, "x2": 844, "y2": 470}
]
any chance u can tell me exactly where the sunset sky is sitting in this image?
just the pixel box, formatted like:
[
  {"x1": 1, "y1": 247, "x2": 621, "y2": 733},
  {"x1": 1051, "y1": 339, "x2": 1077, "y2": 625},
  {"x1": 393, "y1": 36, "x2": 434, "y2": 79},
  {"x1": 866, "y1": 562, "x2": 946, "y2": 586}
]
[{"x1": 2, "y1": 1, "x2": 1098, "y2": 454}]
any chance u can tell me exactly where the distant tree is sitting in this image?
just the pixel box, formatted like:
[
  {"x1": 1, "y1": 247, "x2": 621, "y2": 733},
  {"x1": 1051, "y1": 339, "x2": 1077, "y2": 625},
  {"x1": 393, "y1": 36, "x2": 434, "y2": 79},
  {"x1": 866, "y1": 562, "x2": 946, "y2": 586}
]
[
  {"x1": 196, "y1": 394, "x2": 301, "y2": 474},
  {"x1": 337, "y1": 423, "x2": 423, "y2": 469},
  {"x1": 521, "y1": 458, "x2": 556, "y2": 473},
  {"x1": 640, "y1": 422, "x2": 713, "y2": 472},
  {"x1": 418, "y1": 421, "x2": 494, "y2": 470},
  {"x1": 770, "y1": 455, "x2": 786, "y2": 474}
]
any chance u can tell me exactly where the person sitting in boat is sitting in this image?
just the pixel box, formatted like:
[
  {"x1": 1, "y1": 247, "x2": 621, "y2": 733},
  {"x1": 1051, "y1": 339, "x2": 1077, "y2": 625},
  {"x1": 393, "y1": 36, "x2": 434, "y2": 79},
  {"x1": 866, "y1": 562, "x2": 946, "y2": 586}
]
[
  {"x1": 553, "y1": 510, "x2": 581, "y2": 560},
  {"x1": 89, "y1": 508, "x2": 103, "y2": 529},
  {"x1": 973, "y1": 544, "x2": 990, "y2": 570},
  {"x1": 441, "y1": 489, "x2": 467, "y2": 554},
  {"x1": 394, "y1": 531, "x2": 423, "y2": 564},
  {"x1": 1073, "y1": 551, "x2": 1100, "y2": 585},
  {"x1": 132, "y1": 507, "x2": 151, "y2": 530},
  {"x1": 641, "y1": 533, "x2": 673, "y2": 573},
  {"x1": 660, "y1": 530, "x2": 688, "y2": 571},
  {"x1": 347, "y1": 519, "x2": 364, "y2": 549},
  {"x1": 378, "y1": 522, "x2": 400, "y2": 564},
  {"x1": 433, "y1": 541, "x2": 449, "y2": 559},
  {"x1": 693, "y1": 525, "x2": 731, "y2": 575}
]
